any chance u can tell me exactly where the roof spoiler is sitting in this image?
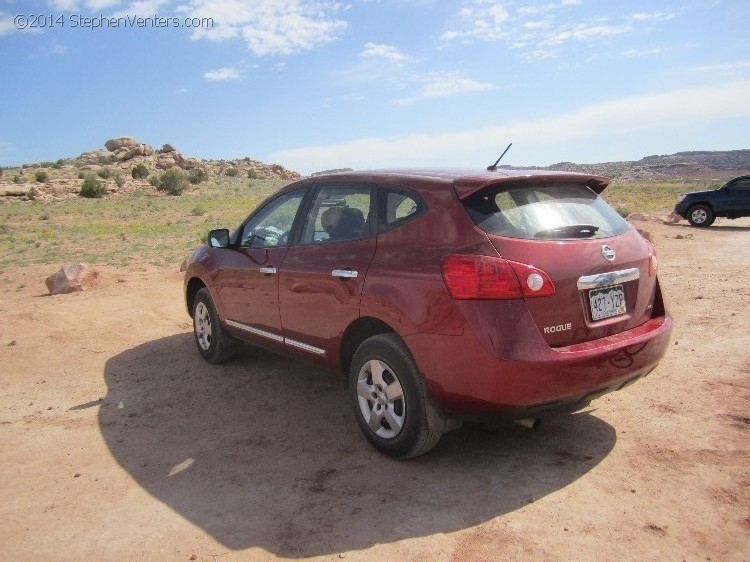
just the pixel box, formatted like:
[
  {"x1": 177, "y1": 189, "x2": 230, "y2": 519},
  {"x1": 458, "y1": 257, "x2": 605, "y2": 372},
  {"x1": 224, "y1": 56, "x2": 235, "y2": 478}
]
[{"x1": 453, "y1": 173, "x2": 610, "y2": 199}]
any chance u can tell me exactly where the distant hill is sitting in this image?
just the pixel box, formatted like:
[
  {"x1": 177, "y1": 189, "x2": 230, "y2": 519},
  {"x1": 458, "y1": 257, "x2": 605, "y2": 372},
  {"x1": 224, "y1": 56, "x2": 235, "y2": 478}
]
[{"x1": 501, "y1": 150, "x2": 750, "y2": 182}]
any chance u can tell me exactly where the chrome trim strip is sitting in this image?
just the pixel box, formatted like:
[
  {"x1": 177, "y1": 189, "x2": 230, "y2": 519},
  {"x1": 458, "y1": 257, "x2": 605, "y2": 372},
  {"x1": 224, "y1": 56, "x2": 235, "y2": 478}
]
[
  {"x1": 577, "y1": 267, "x2": 640, "y2": 290},
  {"x1": 225, "y1": 319, "x2": 326, "y2": 356},
  {"x1": 226, "y1": 320, "x2": 284, "y2": 343},
  {"x1": 259, "y1": 266, "x2": 277, "y2": 274},
  {"x1": 285, "y1": 338, "x2": 327, "y2": 356},
  {"x1": 332, "y1": 269, "x2": 358, "y2": 279}
]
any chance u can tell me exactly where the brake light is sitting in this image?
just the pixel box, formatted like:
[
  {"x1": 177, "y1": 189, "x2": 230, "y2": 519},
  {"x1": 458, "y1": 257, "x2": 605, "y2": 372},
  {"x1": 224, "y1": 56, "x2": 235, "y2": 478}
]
[{"x1": 441, "y1": 255, "x2": 555, "y2": 299}]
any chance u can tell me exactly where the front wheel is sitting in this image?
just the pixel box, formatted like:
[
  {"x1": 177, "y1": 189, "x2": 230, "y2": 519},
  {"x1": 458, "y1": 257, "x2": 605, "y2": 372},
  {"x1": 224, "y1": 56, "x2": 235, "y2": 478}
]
[
  {"x1": 687, "y1": 204, "x2": 715, "y2": 227},
  {"x1": 192, "y1": 288, "x2": 236, "y2": 364},
  {"x1": 349, "y1": 333, "x2": 444, "y2": 458}
]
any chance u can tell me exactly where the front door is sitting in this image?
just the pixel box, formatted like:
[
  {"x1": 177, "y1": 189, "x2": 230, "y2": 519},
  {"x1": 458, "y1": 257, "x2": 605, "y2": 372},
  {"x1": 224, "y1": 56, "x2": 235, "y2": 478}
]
[{"x1": 216, "y1": 189, "x2": 306, "y2": 347}]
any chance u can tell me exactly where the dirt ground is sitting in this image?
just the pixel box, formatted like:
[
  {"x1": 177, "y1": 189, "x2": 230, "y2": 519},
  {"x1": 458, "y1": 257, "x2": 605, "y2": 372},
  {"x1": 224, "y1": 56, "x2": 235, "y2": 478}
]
[{"x1": 1, "y1": 218, "x2": 748, "y2": 561}]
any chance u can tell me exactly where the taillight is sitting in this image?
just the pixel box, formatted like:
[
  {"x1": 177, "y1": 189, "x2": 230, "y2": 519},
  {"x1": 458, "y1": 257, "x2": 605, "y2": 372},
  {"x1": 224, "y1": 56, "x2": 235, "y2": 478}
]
[
  {"x1": 441, "y1": 254, "x2": 555, "y2": 299},
  {"x1": 647, "y1": 243, "x2": 658, "y2": 277}
]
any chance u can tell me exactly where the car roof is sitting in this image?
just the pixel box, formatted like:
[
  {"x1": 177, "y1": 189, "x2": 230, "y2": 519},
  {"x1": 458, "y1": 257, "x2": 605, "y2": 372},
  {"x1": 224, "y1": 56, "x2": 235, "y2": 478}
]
[{"x1": 305, "y1": 168, "x2": 611, "y2": 196}]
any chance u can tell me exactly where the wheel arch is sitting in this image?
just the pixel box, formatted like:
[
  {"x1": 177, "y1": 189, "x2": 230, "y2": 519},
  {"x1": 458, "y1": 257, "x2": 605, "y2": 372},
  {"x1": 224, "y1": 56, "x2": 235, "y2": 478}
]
[
  {"x1": 185, "y1": 277, "x2": 208, "y2": 317},
  {"x1": 339, "y1": 316, "x2": 398, "y2": 387}
]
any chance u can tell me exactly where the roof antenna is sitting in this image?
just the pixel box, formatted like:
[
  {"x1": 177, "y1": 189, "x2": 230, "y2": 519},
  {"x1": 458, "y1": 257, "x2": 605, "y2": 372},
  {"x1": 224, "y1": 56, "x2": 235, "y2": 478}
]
[{"x1": 487, "y1": 142, "x2": 512, "y2": 171}]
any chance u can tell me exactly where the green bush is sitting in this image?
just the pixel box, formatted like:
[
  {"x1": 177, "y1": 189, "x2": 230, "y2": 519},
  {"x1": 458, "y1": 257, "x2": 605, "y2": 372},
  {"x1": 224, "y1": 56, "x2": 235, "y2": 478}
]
[
  {"x1": 13, "y1": 175, "x2": 22, "y2": 184},
  {"x1": 157, "y1": 169, "x2": 187, "y2": 196},
  {"x1": 247, "y1": 169, "x2": 258, "y2": 180},
  {"x1": 188, "y1": 168, "x2": 208, "y2": 184},
  {"x1": 97, "y1": 168, "x2": 112, "y2": 179},
  {"x1": 79, "y1": 175, "x2": 105, "y2": 198},
  {"x1": 52, "y1": 159, "x2": 64, "y2": 169},
  {"x1": 78, "y1": 172, "x2": 85, "y2": 179},
  {"x1": 35, "y1": 171, "x2": 49, "y2": 183},
  {"x1": 131, "y1": 163, "x2": 149, "y2": 179},
  {"x1": 148, "y1": 175, "x2": 161, "y2": 188},
  {"x1": 114, "y1": 172, "x2": 126, "y2": 188},
  {"x1": 224, "y1": 167, "x2": 239, "y2": 177}
]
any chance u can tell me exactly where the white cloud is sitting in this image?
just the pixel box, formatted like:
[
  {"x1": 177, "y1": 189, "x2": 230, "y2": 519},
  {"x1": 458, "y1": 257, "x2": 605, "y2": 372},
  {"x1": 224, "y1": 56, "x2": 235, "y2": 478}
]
[
  {"x1": 204, "y1": 66, "x2": 243, "y2": 81},
  {"x1": 112, "y1": 0, "x2": 171, "y2": 18},
  {"x1": 443, "y1": 1, "x2": 637, "y2": 62},
  {"x1": 0, "y1": 12, "x2": 15, "y2": 36},
  {"x1": 360, "y1": 42, "x2": 413, "y2": 63},
  {"x1": 631, "y1": 11, "x2": 676, "y2": 22},
  {"x1": 394, "y1": 71, "x2": 497, "y2": 105},
  {"x1": 49, "y1": 0, "x2": 122, "y2": 9},
  {"x1": 271, "y1": 80, "x2": 750, "y2": 173},
  {"x1": 177, "y1": 0, "x2": 347, "y2": 56},
  {"x1": 692, "y1": 60, "x2": 750, "y2": 76}
]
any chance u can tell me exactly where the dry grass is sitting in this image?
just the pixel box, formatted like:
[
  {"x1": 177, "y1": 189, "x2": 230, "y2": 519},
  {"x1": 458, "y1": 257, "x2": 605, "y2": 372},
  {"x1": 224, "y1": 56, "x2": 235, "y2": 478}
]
[
  {"x1": 0, "y1": 179, "x2": 704, "y2": 270},
  {"x1": 0, "y1": 178, "x2": 288, "y2": 269}
]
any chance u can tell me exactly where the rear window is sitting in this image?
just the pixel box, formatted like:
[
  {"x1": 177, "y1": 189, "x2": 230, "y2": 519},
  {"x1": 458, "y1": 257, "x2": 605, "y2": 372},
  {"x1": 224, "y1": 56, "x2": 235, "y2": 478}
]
[{"x1": 463, "y1": 183, "x2": 628, "y2": 240}]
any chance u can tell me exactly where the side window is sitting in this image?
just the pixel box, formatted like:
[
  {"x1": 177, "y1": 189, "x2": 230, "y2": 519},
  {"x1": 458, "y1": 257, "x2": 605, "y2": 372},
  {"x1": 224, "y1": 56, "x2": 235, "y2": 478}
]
[
  {"x1": 379, "y1": 188, "x2": 425, "y2": 232},
  {"x1": 731, "y1": 179, "x2": 750, "y2": 191},
  {"x1": 240, "y1": 190, "x2": 305, "y2": 248},
  {"x1": 301, "y1": 185, "x2": 372, "y2": 244}
]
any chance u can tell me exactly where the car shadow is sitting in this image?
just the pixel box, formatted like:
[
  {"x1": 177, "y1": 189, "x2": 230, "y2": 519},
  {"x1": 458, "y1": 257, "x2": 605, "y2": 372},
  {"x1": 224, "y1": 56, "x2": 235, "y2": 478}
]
[{"x1": 100, "y1": 333, "x2": 617, "y2": 557}]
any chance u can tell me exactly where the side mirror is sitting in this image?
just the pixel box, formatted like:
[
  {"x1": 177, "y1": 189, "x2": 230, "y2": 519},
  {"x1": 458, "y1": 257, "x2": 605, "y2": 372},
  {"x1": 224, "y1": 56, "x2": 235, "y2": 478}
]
[{"x1": 208, "y1": 228, "x2": 230, "y2": 248}]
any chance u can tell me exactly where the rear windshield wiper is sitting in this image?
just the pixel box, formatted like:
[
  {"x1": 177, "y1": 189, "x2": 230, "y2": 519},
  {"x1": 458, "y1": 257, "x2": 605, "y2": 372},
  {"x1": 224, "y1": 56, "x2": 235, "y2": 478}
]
[{"x1": 534, "y1": 224, "x2": 600, "y2": 239}]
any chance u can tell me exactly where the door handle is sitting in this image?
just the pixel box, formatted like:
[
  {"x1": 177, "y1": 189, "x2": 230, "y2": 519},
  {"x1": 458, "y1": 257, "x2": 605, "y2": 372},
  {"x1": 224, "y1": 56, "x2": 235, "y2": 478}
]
[
  {"x1": 332, "y1": 269, "x2": 358, "y2": 279},
  {"x1": 259, "y1": 266, "x2": 277, "y2": 274}
]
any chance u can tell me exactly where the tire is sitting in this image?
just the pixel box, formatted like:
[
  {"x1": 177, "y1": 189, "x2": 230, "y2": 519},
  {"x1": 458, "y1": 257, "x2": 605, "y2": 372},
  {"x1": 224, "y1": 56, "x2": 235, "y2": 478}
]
[
  {"x1": 192, "y1": 288, "x2": 236, "y2": 364},
  {"x1": 349, "y1": 333, "x2": 444, "y2": 459},
  {"x1": 687, "y1": 204, "x2": 715, "y2": 227}
]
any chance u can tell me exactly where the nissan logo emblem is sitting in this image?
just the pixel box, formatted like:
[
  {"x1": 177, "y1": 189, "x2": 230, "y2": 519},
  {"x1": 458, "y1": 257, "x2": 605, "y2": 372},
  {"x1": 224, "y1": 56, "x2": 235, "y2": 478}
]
[{"x1": 601, "y1": 245, "x2": 616, "y2": 262}]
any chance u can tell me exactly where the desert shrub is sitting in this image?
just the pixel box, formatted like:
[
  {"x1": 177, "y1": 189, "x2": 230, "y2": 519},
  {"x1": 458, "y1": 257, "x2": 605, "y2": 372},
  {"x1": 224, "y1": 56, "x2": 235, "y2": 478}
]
[
  {"x1": 157, "y1": 169, "x2": 187, "y2": 196},
  {"x1": 0, "y1": 167, "x2": 3, "y2": 179},
  {"x1": 97, "y1": 168, "x2": 111, "y2": 179},
  {"x1": 52, "y1": 159, "x2": 64, "y2": 169},
  {"x1": 224, "y1": 167, "x2": 239, "y2": 177},
  {"x1": 114, "y1": 172, "x2": 126, "y2": 188},
  {"x1": 188, "y1": 168, "x2": 208, "y2": 184},
  {"x1": 40, "y1": 161, "x2": 55, "y2": 168},
  {"x1": 78, "y1": 172, "x2": 85, "y2": 179},
  {"x1": 35, "y1": 171, "x2": 49, "y2": 183},
  {"x1": 131, "y1": 163, "x2": 149, "y2": 179},
  {"x1": 615, "y1": 205, "x2": 631, "y2": 218},
  {"x1": 79, "y1": 175, "x2": 105, "y2": 198},
  {"x1": 247, "y1": 169, "x2": 258, "y2": 180},
  {"x1": 190, "y1": 204, "x2": 207, "y2": 216},
  {"x1": 13, "y1": 175, "x2": 22, "y2": 184},
  {"x1": 148, "y1": 175, "x2": 161, "y2": 188}
]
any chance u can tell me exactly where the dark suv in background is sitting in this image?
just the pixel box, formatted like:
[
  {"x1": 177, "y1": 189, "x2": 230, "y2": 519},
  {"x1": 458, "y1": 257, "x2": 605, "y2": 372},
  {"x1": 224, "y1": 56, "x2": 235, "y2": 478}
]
[
  {"x1": 674, "y1": 175, "x2": 750, "y2": 227},
  {"x1": 184, "y1": 168, "x2": 673, "y2": 458}
]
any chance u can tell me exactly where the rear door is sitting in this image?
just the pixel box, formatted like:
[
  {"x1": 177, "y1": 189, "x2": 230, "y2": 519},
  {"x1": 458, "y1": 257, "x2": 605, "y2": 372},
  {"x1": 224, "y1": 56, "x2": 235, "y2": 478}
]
[{"x1": 279, "y1": 183, "x2": 377, "y2": 365}]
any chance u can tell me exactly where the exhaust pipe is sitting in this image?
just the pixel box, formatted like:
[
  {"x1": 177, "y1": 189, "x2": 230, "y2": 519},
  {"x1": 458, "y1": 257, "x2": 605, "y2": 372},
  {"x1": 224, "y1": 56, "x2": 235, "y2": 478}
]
[{"x1": 514, "y1": 417, "x2": 540, "y2": 429}]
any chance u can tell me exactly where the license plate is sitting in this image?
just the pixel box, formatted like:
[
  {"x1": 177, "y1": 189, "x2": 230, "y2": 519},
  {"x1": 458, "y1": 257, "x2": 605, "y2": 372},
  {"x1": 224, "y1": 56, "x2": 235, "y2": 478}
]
[{"x1": 589, "y1": 284, "x2": 626, "y2": 321}]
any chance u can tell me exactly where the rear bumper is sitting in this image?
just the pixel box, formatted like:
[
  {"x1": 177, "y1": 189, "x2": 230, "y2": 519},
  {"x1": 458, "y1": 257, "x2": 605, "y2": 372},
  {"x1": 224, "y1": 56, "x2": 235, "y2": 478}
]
[{"x1": 405, "y1": 311, "x2": 673, "y2": 417}]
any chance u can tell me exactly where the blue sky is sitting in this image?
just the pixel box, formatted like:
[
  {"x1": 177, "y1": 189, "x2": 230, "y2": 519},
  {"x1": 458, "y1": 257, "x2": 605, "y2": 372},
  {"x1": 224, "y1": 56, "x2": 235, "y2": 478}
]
[{"x1": 1, "y1": 0, "x2": 749, "y2": 174}]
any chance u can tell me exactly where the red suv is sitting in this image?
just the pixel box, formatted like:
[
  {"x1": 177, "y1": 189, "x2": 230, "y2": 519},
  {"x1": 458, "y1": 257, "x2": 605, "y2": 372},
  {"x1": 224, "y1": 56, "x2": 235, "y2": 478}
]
[{"x1": 184, "y1": 169, "x2": 672, "y2": 458}]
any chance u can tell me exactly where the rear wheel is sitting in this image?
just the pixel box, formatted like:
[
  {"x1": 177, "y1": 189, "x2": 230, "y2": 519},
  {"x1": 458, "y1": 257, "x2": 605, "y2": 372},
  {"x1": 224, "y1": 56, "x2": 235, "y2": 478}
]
[
  {"x1": 350, "y1": 333, "x2": 444, "y2": 458},
  {"x1": 192, "y1": 288, "x2": 236, "y2": 364},
  {"x1": 687, "y1": 204, "x2": 715, "y2": 227}
]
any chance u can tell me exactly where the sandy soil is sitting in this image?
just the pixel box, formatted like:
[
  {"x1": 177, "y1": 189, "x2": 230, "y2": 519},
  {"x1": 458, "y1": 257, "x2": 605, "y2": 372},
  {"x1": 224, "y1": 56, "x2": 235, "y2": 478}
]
[{"x1": 1, "y1": 218, "x2": 748, "y2": 561}]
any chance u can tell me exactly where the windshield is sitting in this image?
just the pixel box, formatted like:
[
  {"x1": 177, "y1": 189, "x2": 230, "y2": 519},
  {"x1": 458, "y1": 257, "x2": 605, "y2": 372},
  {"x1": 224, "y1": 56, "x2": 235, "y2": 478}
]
[{"x1": 462, "y1": 183, "x2": 628, "y2": 240}]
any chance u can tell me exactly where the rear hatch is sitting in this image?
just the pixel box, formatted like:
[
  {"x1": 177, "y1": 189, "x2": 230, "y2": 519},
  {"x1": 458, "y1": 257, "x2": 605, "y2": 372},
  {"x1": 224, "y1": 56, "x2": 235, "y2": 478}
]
[{"x1": 459, "y1": 180, "x2": 658, "y2": 347}]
